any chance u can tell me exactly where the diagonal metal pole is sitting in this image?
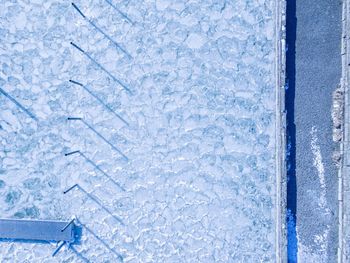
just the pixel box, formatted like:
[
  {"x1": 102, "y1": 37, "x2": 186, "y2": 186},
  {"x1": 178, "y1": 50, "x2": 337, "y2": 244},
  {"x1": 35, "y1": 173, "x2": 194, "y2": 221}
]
[
  {"x1": 52, "y1": 241, "x2": 67, "y2": 257},
  {"x1": 71, "y1": 3, "x2": 132, "y2": 59},
  {"x1": 70, "y1": 42, "x2": 132, "y2": 94},
  {"x1": 69, "y1": 79, "x2": 129, "y2": 126},
  {"x1": 0, "y1": 87, "x2": 38, "y2": 121},
  {"x1": 63, "y1": 184, "x2": 124, "y2": 225},
  {"x1": 74, "y1": 218, "x2": 124, "y2": 261},
  {"x1": 65, "y1": 150, "x2": 126, "y2": 191},
  {"x1": 67, "y1": 117, "x2": 129, "y2": 161},
  {"x1": 103, "y1": 0, "x2": 134, "y2": 25}
]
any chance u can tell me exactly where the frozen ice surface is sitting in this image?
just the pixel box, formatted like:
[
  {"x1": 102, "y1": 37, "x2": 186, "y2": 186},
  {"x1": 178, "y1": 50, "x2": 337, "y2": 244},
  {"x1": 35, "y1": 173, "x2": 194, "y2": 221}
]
[{"x1": 0, "y1": 0, "x2": 277, "y2": 262}]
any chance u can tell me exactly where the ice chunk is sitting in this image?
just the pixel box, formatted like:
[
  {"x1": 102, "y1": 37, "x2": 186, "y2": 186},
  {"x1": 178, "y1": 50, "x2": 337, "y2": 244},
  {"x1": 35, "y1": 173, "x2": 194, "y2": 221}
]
[
  {"x1": 156, "y1": 0, "x2": 171, "y2": 11},
  {"x1": 23, "y1": 178, "x2": 41, "y2": 190},
  {"x1": 0, "y1": 110, "x2": 20, "y2": 129},
  {"x1": 0, "y1": 0, "x2": 277, "y2": 260},
  {"x1": 2, "y1": 63, "x2": 10, "y2": 75},
  {"x1": 15, "y1": 12, "x2": 27, "y2": 30},
  {"x1": 5, "y1": 189, "x2": 22, "y2": 206},
  {"x1": 114, "y1": 197, "x2": 134, "y2": 212},
  {"x1": 14, "y1": 206, "x2": 40, "y2": 219},
  {"x1": 202, "y1": 125, "x2": 224, "y2": 141},
  {"x1": 7, "y1": 76, "x2": 20, "y2": 86},
  {"x1": 217, "y1": 36, "x2": 241, "y2": 59},
  {"x1": 0, "y1": 77, "x2": 6, "y2": 86},
  {"x1": 186, "y1": 33, "x2": 206, "y2": 49},
  {"x1": 24, "y1": 206, "x2": 40, "y2": 218},
  {"x1": 0, "y1": 179, "x2": 5, "y2": 189},
  {"x1": 13, "y1": 211, "x2": 26, "y2": 219},
  {"x1": 257, "y1": 134, "x2": 270, "y2": 147}
]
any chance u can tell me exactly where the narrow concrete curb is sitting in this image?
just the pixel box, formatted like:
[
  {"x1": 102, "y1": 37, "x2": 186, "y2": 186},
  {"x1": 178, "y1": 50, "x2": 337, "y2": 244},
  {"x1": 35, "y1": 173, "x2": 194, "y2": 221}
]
[
  {"x1": 340, "y1": 0, "x2": 349, "y2": 262},
  {"x1": 275, "y1": 0, "x2": 287, "y2": 261}
]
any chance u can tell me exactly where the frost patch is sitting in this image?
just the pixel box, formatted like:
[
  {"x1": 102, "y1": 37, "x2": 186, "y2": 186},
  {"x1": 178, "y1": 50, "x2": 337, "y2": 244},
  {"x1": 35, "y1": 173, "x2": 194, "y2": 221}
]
[
  {"x1": 307, "y1": 127, "x2": 330, "y2": 261},
  {"x1": 297, "y1": 227, "x2": 330, "y2": 263},
  {"x1": 310, "y1": 126, "x2": 329, "y2": 212}
]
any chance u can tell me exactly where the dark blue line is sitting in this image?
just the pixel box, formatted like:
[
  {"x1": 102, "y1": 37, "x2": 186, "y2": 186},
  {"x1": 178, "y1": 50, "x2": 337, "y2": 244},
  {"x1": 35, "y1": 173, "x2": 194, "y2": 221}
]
[
  {"x1": 79, "y1": 152, "x2": 126, "y2": 191},
  {"x1": 67, "y1": 117, "x2": 82, "y2": 121},
  {"x1": 63, "y1": 184, "x2": 78, "y2": 194},
  {"x1": 0, "y1": 87, "x2": 38, "y2": 121},
  {"x1": 75, "y1": 219, "x2": 123, "y2": 261},
  {"x1": 65, "y1": 150, "x2": 81, "y2": 156},
  {"x1": 69, "y1": 80, "x2": 129, "y2": 126},
  {"x1": 88, "y1": 19, "x2": 132, "y2": 59},
  {"x1": 70, "y1": 42, "x2": 132, "y2": 94},
  {"x1": 64, "y1": 149, "x2": 126, "y2": 191},
  {"x1": 71, "y1": 3, "x2": 86, "y2": 18},
  {"x1": 81, "y1": 119, "x2": 129, "y2": 161},
  {"x1": 69, "y1": 245, "x2": 91, "y2": 263},
  {"x1": 61, "y1": 219, "x2": 75, "y2": 232},
  {"x1": 76, "y1": 186, "x2": 124, "y2": 225},
  {"x1": 69, "y1": 79, "x2": 83, "y2": 87},
  {"x1": 52, "y1": 241, "x2": 66, "y2": 257},
  {"x1": 286, "y1": 0, "x2": 298, "y2": 261},
  {"x1": 103, "y1": 0, "x2": 134, "y2": 25},
  {"x1": 70, "y1": 42, "x2": 85, "y2": 53},
  {"x1": 83, "y1": 52, "x2": 132, "y2": 94},
  {"x1": 71, "y1": 3, "x2": 132, "y2": 58}
]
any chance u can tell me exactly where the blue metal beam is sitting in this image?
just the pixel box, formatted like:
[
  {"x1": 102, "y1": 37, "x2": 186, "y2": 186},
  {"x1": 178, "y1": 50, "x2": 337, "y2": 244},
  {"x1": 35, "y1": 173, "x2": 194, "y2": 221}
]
[{"x1": 0, "y1": 219, "x2": 75, "y2": 242}]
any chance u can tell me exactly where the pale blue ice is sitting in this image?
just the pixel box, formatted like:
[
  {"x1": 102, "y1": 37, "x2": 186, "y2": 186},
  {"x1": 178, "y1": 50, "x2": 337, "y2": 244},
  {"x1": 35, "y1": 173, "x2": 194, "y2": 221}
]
[{"x1": 0, "y1": 0, "x2": 277, "y2": 262}]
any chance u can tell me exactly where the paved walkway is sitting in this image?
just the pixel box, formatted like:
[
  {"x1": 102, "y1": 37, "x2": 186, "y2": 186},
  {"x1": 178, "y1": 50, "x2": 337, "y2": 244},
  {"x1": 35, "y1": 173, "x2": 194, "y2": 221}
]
[{"x1": 286, "y1": 0, "x2": 342, "y2": 262}]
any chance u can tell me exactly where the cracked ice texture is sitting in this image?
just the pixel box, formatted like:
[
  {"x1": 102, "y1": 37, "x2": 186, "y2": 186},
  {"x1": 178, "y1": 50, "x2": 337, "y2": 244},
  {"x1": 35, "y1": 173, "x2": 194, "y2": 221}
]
[{"x1": 0, "y1": 0, "x2": 276, "y2": 262}]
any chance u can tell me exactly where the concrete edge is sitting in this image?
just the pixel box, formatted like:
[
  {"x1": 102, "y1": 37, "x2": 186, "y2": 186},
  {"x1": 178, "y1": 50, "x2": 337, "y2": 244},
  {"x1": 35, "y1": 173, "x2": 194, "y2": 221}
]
[
  {"x1": 275, "y1": 0, "x2": 287, "y2": 262},
  {"x1": 340, "y1": 0, "x2": 349, "y2": 262}
]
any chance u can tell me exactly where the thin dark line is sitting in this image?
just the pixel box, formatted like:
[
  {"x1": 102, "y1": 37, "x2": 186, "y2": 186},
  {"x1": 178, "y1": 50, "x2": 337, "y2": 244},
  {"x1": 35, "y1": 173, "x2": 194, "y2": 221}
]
[
  {"x1": 69, "y1": 79, "x2": 129, "y2": 126},
  {"x1": 81, "y1": 119, "x2": 129, "y2": 161},
  {"x1": 75, "y1": 219, "x2": 124, "y2": 261},
  {"x1": 61, "y1": 219, "x2": 75, "y2": 232},
  {"x1": 70, "y1": 42, "x2": 85, "y2": 53},
  {"x1": 71, "y1": 3, "x2": 132, "y2": 59},
  {"x1": 0, "y1": 87, "x2": 38, "y2": 121},
  {"x1": 69, "y1": 79, "x2": 83, "y2": 87},
  {"x1": 63, "y1": 184, "x2": 78, "y2": 194},
  {"x1": 67, "y1": 117, "x2": 82, "y2": 121},
  {"x1": 69, "y1": 245, "x2": 91, "y2": 263},
  {"x1": 70, "y1": 42, "x2": 132, "y2": 94},
  {"x1": 79, "y1": 152, "x2": 126, "y2": 191},
  {"x1": 71, "y1": 2, "x2": 86, "y2": 18},
  {"x1": 103, "y1": 0, "x2": 134, "y2": 25},
  {"x1": 64, "y1": 150, "x2": 125, "y2": 191},
  {"x1": 52, "y1": 241, "x2": 66, "y2": 257},
  {"x1": 66, "y1": 118, "x2": 129, "y2": 161},
  {"x1": 69, "y1": 185, "x2": 124, "y2": 225},
  {"x1": 65, "y1": 150, "x2": 81, "y2": 156}
]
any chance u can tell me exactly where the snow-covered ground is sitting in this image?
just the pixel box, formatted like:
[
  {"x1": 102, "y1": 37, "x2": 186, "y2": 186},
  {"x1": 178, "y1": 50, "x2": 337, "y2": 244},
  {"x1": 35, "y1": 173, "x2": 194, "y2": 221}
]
[{"x1": 0, "y1": 0, "x2": 278, "y2": 262}]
